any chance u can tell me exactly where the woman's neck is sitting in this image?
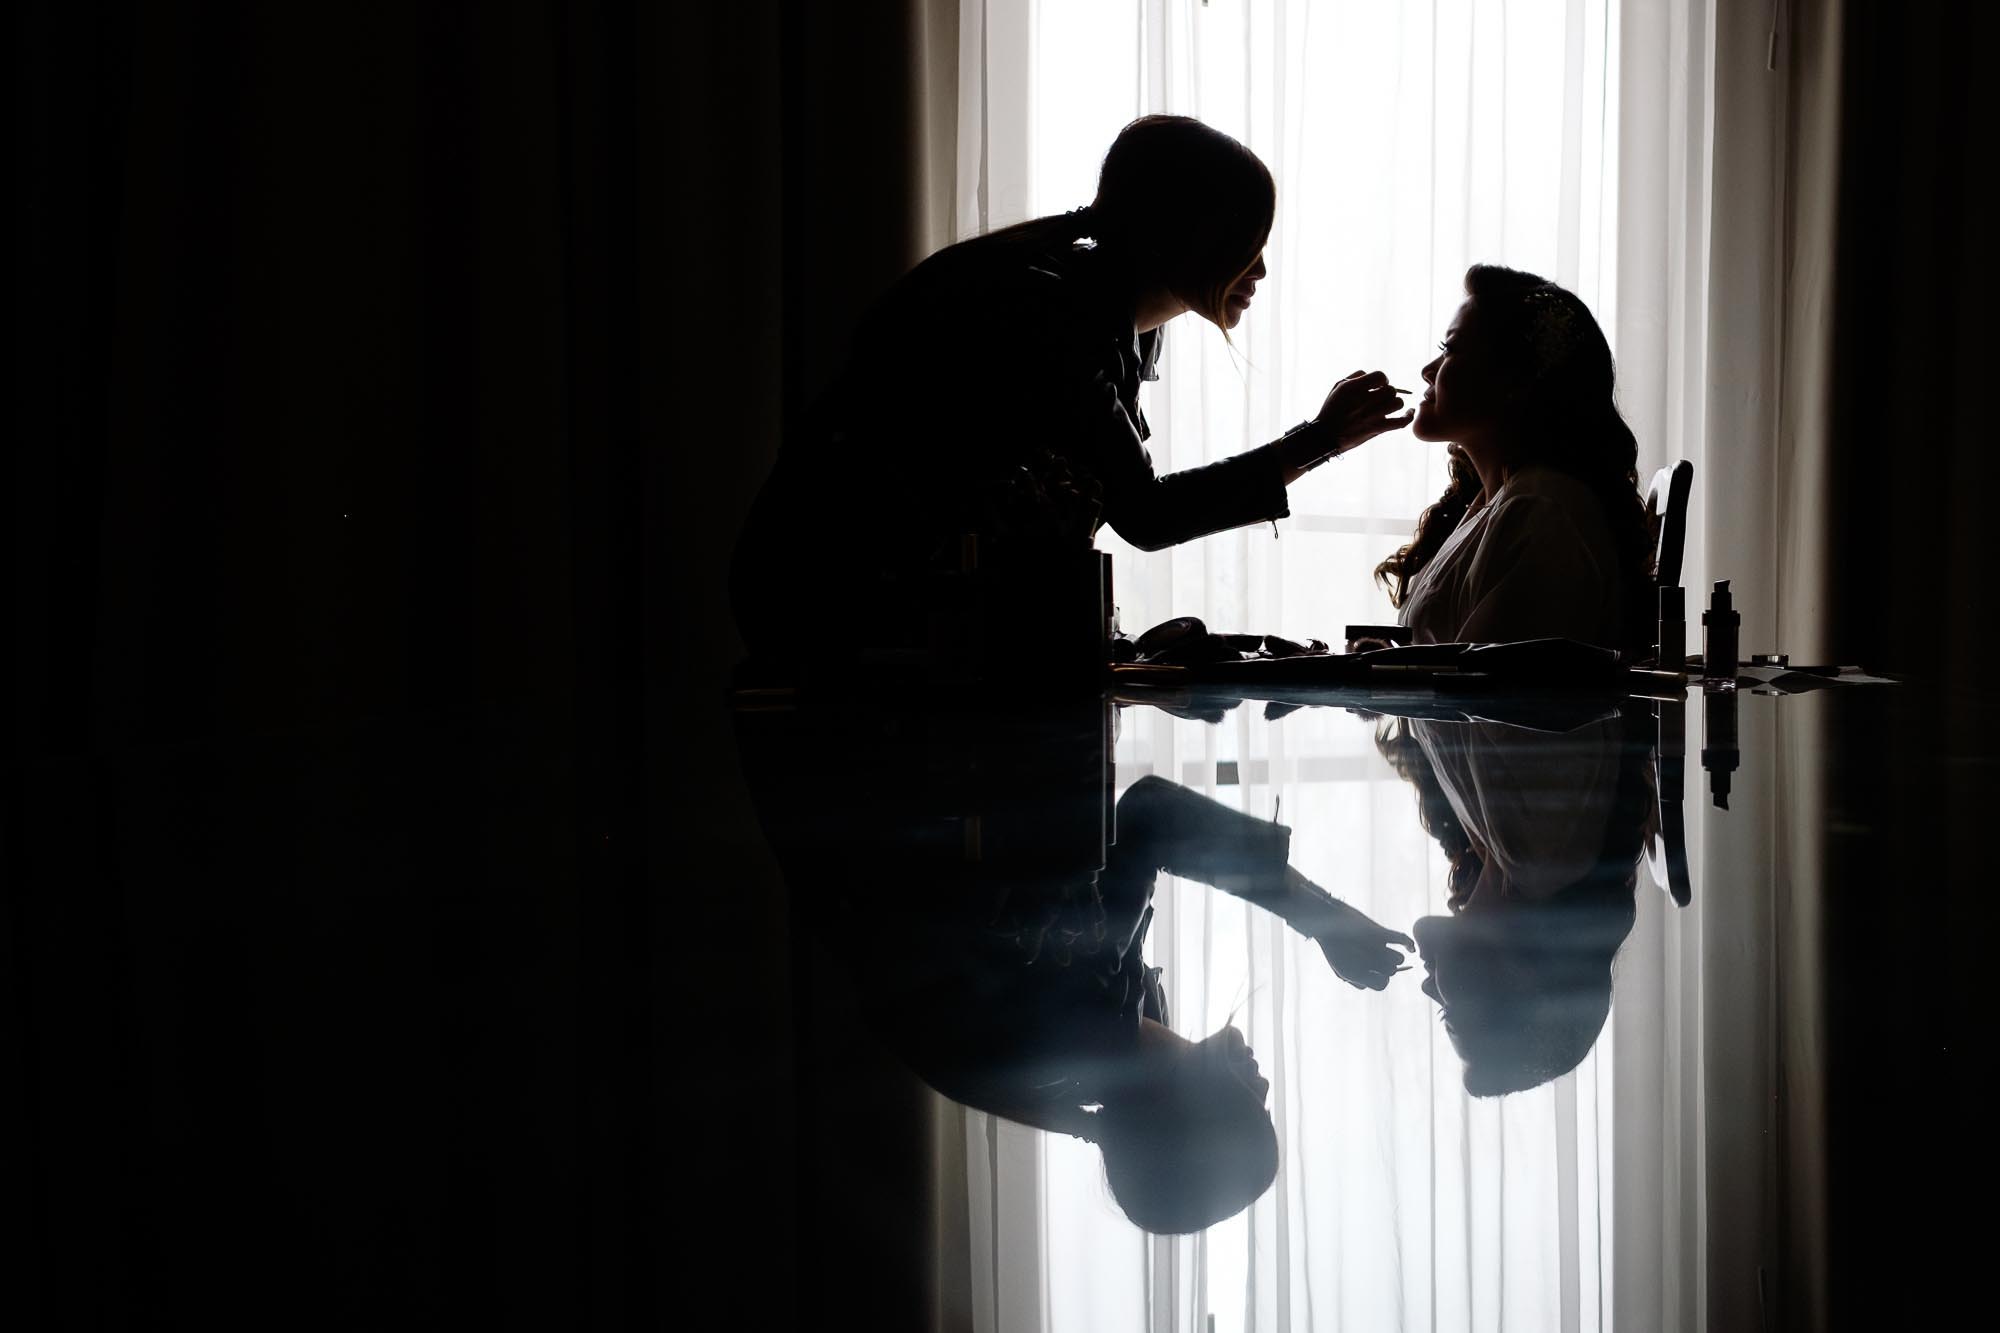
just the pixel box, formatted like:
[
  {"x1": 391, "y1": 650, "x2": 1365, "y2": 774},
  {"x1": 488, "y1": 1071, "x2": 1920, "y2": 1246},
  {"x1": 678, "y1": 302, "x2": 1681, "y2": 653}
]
[
  {"x1": 1459, "y1": 439, "x2": 1512, "y2": 503},
  {"x1": 1084, "y1": 239, "x2": 1183, "y2": 334},
  {"x1": 1134, "y1": 285, "x2": 1189, "y2": 333}
]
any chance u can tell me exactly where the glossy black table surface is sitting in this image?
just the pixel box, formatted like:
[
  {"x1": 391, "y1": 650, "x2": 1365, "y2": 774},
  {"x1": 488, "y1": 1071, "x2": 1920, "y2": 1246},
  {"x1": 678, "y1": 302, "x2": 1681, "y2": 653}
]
[
  {"x1": 735, "y1": 678, "x2": 1984, "y2": 1332},
  {"x1": 9, "y1": 680, "x2": 1983, "y2": 1329}
]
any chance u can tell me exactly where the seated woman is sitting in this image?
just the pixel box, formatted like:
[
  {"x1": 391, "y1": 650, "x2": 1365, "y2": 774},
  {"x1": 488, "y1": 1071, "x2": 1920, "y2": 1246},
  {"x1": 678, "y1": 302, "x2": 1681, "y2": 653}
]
[{"x1": 1368, "y1": 266, "x2": 1653, "y2": 653}]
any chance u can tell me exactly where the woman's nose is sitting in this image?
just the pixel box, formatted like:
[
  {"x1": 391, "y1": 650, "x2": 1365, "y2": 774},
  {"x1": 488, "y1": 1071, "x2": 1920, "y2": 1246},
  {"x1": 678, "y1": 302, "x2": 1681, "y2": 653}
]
[
  {"x1": 1246, "y1": 254, "x2": 1267, "y2": 281},
  {"x1": 1421, "y1": 355, "x2": 1441, "y2": 383}
]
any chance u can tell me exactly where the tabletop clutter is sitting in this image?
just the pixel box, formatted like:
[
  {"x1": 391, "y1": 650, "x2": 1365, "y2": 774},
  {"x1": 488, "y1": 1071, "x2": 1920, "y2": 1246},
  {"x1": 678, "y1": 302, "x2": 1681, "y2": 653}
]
[
  {"x1": 1101, "y1": 573, "x2": 1889, "y2": 697},
  {"x1": 762, "y1": 533, "x2": 1892, "y2": 697}
]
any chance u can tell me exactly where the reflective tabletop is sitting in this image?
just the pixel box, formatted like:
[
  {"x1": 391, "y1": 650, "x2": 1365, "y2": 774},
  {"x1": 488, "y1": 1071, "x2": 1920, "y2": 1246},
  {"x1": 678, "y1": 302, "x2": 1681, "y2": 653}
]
[
  {"x1": 11, "y1": 679, "x2": 1981, "y2": 1328},
  {"x1": 733, "y1": 679, "x2": 1974, "y2": 1331}
]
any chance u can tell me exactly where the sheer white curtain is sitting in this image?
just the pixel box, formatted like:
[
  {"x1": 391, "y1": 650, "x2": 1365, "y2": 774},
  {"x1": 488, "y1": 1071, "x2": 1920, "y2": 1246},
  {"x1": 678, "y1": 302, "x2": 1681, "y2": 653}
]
[
  {"x1": 1016, "y1": 704, "x2": 1617, "y2": 1333},
  {"x1": 1607, "y1": 3, "x2": 1712, "y2": 1327},
  {"x1": 942, "y1": 2, "x2": 1733, "y2": 1329},
  {"x1": 952, "y1": 716, "x2": 1709, "y2": 1333},
  {"x1": 956, "y1": 0, "x2": 1616, "y2": 647}
]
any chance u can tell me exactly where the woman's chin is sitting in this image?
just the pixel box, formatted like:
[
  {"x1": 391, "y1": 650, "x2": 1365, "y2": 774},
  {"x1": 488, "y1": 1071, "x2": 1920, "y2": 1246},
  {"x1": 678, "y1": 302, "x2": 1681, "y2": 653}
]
[{"x1": 1411, "y1": 410, "x2": 1442, "y2": 441}]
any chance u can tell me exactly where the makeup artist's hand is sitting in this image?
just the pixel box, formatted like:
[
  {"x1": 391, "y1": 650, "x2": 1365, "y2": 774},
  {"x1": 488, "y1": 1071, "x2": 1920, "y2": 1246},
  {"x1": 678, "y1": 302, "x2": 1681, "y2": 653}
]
[
  {"x1": 1310, "y1": 898, "x2": 1416, "y2": 991},
  {"x1": 1278, "y1": 370, "x2": 1415, "y2": 483}
]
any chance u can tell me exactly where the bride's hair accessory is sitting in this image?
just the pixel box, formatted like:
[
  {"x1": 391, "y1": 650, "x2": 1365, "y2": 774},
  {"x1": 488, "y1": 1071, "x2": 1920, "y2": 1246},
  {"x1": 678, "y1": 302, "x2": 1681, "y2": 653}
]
[{"x1": 1522, "y1": 285, "x2": 1583, "y2": 377}]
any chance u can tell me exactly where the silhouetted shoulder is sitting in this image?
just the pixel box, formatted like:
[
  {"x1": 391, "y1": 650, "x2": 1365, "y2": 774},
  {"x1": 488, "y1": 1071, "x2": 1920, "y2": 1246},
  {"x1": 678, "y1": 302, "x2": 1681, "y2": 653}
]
[
  {"x1": 1481, "y1": 466, "x2": 1617, "y2": 557},
  {"x1": 841, "y1": 229, "x2": 1119, "y2": 387},
  {"x1": 1492, "y1": 465, "x2": 1608, "y2": 513},
  {"x1": 1403, "y1": 463, "x2": 1622, "y2": 647}
]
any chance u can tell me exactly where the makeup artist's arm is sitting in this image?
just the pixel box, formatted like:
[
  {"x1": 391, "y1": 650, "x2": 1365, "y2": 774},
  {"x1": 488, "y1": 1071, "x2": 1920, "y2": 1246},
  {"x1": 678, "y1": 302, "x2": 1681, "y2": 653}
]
[
  {"x1": 1079, "y1": 372, "x2": 1414, "y2": 551},
  {"x1": 1115, "y1": 777, "x2": 1413, "y2": 989}
]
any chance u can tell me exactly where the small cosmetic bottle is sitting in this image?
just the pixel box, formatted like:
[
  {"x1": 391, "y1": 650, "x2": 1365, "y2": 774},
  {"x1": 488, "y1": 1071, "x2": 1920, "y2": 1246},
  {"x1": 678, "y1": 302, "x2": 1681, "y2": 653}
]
[
  {"x1": 1702, "y1": 685, "x2": 1741, "y2": 810},
  {"x1": 1702, "y1": 580, "x2": 1740, "y2": 687},
  {"x1": 1657, "y1": 585, "x2": 1686, "y2": 669}
]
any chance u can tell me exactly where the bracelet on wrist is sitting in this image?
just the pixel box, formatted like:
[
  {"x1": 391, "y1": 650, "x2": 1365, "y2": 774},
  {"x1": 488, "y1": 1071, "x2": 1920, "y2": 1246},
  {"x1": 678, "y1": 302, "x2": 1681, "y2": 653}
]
[{"x1": 1282, "y1": 419, "x2": 1347, "y2": 474}]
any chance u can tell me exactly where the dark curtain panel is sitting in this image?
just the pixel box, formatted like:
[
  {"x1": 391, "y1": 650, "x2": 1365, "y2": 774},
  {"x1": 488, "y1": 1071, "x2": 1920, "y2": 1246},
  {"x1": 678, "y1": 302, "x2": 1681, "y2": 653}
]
[
  {"x1": 8, "y1": 0, "x2": 952, "y2": 1323},
  {"x1": 1824, "y1": 0, "x2": 1998, "y2": 690},
  {"x1": 774, "y1": 4, "x2": 954, "y2": 1326},
  {"x1": 13, "y1": 2, "x2": 643, "y2": 746},
  {"x1": 1818, "y1": 1, "x2": 1996, "y2": 1325},
  {"x1": 8, "y1": 2, "x2": 681, "y2": 1325}
]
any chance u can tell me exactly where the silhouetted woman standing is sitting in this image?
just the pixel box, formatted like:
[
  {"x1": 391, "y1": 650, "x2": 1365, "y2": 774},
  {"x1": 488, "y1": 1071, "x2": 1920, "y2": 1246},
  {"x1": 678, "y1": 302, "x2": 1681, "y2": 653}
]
[{"x1": 733, "y1": 115, "x2": 1410, "y2": 659}]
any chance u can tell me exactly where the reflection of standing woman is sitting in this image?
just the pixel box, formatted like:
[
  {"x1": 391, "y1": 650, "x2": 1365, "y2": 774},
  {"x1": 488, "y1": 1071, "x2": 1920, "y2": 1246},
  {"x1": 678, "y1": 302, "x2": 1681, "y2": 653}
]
[{"x1": 732, "y1": 115, "x2": 1411, "y2": 657}]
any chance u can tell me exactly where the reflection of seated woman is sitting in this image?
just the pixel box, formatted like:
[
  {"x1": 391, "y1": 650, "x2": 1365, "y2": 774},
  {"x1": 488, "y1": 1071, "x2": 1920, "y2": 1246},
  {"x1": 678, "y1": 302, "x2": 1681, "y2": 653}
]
[
  {"x1": 1367, "y1": 266, "x2": 1653, "y2": 653},
  {"x1": 1377, "y1": 708, "x2": 1656, "y2": 1095}
]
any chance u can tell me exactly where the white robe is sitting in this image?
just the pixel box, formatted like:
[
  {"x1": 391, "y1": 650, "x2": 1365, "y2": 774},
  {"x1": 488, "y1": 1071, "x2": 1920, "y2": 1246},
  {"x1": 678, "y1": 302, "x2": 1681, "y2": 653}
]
[
  {"x1": 1413, "y1": 715, "x2": 1625, "y2": 900},
  {"x1": 1399, "y1": 464, "x2": 1626, "y2": 649}
]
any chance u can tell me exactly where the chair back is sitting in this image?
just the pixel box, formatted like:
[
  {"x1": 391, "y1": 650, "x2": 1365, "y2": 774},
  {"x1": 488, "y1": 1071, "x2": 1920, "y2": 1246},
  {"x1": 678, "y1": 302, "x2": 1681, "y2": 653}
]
[{"x1": 1645, "y1": 459, "x2": 1694, "y2": 587}]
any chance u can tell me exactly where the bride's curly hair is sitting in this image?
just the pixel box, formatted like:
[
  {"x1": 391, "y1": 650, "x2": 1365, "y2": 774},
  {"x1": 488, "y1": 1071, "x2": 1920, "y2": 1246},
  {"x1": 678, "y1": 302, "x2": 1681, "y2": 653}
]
[{"x1": 1376, "y1": 265, "x2": 1653, "y2": 652}]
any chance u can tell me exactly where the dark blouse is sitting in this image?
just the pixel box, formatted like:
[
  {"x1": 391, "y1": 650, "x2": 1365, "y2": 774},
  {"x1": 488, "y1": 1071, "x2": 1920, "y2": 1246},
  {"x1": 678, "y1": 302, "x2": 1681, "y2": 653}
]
[{"x1": 731, "y1": 223, "x2": 1292, "y2": 654}]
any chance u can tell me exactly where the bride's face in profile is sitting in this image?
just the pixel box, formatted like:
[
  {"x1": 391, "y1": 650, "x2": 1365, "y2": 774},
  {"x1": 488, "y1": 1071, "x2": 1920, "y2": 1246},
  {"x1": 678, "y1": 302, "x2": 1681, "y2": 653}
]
[{"x1": 1414, "y1": 299, "x2": 1509, "y2": 444}]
